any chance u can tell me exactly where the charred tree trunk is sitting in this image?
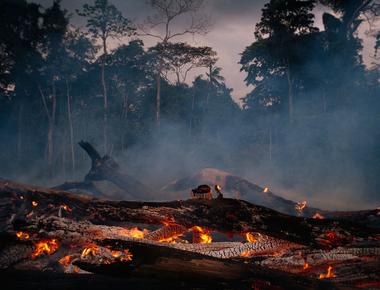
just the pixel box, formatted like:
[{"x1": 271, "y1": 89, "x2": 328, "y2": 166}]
[
  {"x1": 156, "y1": 73, "x2": 161, "y2": 127},
  {"x1": 76, "y1": 141, "x2": 155, "y2": 200}
]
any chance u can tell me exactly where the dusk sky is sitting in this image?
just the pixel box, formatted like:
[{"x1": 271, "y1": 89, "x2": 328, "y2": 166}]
[{"x1": 33, "y1": 0, "x2": 376, "y2": 102}]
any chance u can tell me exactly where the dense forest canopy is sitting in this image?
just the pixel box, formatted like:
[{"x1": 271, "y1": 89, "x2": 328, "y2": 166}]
[{"x1": 0, "y1": 0, "x2": 379, "y2": 209}]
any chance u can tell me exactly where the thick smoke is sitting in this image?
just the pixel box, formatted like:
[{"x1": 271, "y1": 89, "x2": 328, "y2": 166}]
[{"x1": 1, "y1": 0, "x2": 379, "y2": 211}]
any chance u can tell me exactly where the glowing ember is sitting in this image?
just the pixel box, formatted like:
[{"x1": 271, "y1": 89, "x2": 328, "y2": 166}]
[
  {"x1": 295, "y1": 201, "x2": 307, "y2": 215},
  {"x1": 240, "y1": 251, "x2": 254, "y2": 257},
  {"x1": 111, "y1": 249, "x2": 133, "y2": 262},
  {"x1": 16, "y1": 231, "x2": 30, "y2": 240},
  {"x1": 312, "y1": 213, "x2": 325, "y2": 219},
  {"x1": 263, "y1": 187, "x2": 269, "y2": 193},
  {"x1": 192, "y1": 226, "x2": 212, "y2": 244},
  {"x1": 31, "y1": 201, "x2": 38, "y2": 207},
  {"x1": 245, "y1": 232, "x2": 256, "y2": 243},
  {"x1": 32, "y1": 239, "x2": 59, "y2": 258},
  {"x1": 62, "y1": 204, "x2": 72, "y2": 212},
  {"x1": 158, "y1": 236, "x2": 178, "y2": 243},
  {"x1": 81, "y1": 245, "x2": 99, "y2": 258},
  {"x1": 319, "y1": 266, "x2": 336, "y2": 279},
  {"x1": 118, "y1": 227, "x2": 149, "y2": 239},
  {"x1": 303, "y1": 262, "x2": 310, "y2": 270},
  {"x1": 59, "y1": 255, "x2": 71, "y2": 266}
]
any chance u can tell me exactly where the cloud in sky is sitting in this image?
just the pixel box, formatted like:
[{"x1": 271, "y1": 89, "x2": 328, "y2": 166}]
[{"x1": 33, "y1": 0, "x2": 377, "y2": 102}]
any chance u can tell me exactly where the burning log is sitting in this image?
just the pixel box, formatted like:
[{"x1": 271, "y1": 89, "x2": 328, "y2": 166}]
[
  {"x1": 0, "y1": 178, "x2": 379, "y2": 289},
  {"x1": 0, "y1": 178, "x2": 377, "y2": 248}
]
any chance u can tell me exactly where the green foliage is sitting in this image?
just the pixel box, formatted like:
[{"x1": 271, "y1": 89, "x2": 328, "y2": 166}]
[
  {"x1": 76, "y1": 0, "x2": 135, "y2": 45},
  {"x1": 255, "y1": 0, "x2": 318, "y2": 39},
  {"x1": 148, "y1": 42, "x2": 217, "y2": 84},
  {"x1": 241, "y1": 0, "x2": 318, "y2": 114}
]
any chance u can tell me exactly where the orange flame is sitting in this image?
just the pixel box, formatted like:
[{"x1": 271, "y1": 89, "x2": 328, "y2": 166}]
[
  {"x1": 32, "y1": 201, "x2": 38, "y2": 207},
  {"x1": 59, "y1": 255, "x2": 71, "y2": 267},
  {"x1": 192, "y1": 226, "x2": 212, "y2": 244},
  {"x1": 158, "y1": 236, "x2": 179, "y2": 243},
  {"x1": 16, "y1": 231, "x2": 30, "y2": 240},
  {"x1": 62, "y1": 204, "x2": 72, "y2": 212},
  {"x1": 118, "y1": 227, "x2": 149, "y2": 239},
  {"x1": 263, "y1": 187, "x2": 269, "y2": 193},
  {"x1": 32, "y1": 239, "x2": 59, "y2": 258},
  {"x1": 240, "y1": 251, "x2": 253, "y2": 257},
  {"x1": 295, "y1": 201, "x2": 307, "y2": 214},
  {"x1": 312, "y1": 213, "x2": 324, "y2": 219},
  {"x1": 303, "y1": 262, "x2": 310, "y2": 270},
  {"x1": 319, "y1": 266, "x2": 336, "y2": 279},
  {"x1": 81, "y1": 245, "x2": 99, "y2": 258},
  {"x1": 245, "y1": 232, "x2": 256, "y2": 243},
  {"x1": 111, "y1": 249, "x2": 133, "y2": 262}
]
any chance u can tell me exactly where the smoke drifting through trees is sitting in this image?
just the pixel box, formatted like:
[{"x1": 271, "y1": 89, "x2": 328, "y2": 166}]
[{"x1": 0, "y1": 0, "x2": 379, "y2": 209}]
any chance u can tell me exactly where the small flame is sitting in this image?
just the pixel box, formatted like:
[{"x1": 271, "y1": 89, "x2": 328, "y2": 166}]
[
  {"x1": 263, "y1": 187, "x2": 269, "y2": 193},
  {"x1": 74, "y1": 266, "x2": 79, "y2": 273},
  {"x1": 312, "y1": 213, "x2": 325, "y2": 219},
  {"x1": 32, "y1": 239, "x2": 59, "y2": 258},
  {"x1": 81, "y1": 245, "x2": 99, "y2": 258},
  {"x1": 158, "y1": 237, "x2": 178, "y2": 243},
  {"x1": 240, "y1": 251, "x2": 253, "y2": 257},
  {"x1": 118, "y1": 227, "x2": 148, "y2": 239},
  {"x1": 245, "y1": 232, "x2": 256, "y2": 243},
  {"x1": 111, "y1": 249, "x2": 133, "y2": 262},
  {"x1": 295, "y1": 201, "x2": 307, "y2": 215},
  {"x1": 62, "y1": 204, "x2": 72, "y2": 212},
  {"x1": 192, "y1": 226, "x2": 212, "y2": 244},
  {"x1": 59, "y1": 255, "x2": 71, "y2": 266},
  {"x1": 16, "y1": 231, "x2": 30, "y2": 240},
  {"x1": 319, "y1": 266, "x2": 336, "y2": 279},
  {"x1": 303, "y1": 262, "x2": 310, "y2": 270},
  {"x1": 32, "y1": 201, "x2": 38, "y2": 207}
]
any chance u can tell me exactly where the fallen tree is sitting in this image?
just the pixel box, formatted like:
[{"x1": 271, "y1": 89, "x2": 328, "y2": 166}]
[{"x1": 54, "y1": 141, "x2": 155, "y2": 200}]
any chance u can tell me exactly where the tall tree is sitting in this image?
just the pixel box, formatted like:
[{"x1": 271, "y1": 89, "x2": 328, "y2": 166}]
[
  {"x1": 62, "y1": 28, "x2": 96, "y2": 176},
  {"x1": 140, "y1": 0, "x2": 209, "y2": 127},
  {"x1": 241, "y1": 0, "x2": 318, "y2": 119},
  {"x1": 38, "y1": 0, "x2": 69, "y2": 175},
  {"x1": 77, "y1": 0, "x2": 135, "y2": 153},
  {"x1": 148, "y1": 42, "x2": 217, "y2": 85}
]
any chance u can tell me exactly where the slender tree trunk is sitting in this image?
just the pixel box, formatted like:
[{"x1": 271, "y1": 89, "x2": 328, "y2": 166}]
[
  {"x1": 189, "y1": 93, "x2": 195, "y2": 136},
  {"x1": 62, "y1": 132, "x2": 67, "y2": 179},
  {"x1": 122, "y1": 90, "x2": 129, "y2": 119},
  {"x1": 101, "y1": 36, "x2": 109, "y2": 154},
  {"x1": 46, "y1": 81, "x2": 57, "y2": 177},
  {"x1": 286, "y1": 66, "x2": 294, "y2": 121},
  {"x1": 17, "y1": 104, "x2": 23, "y2": 165},
  {"x1": 176, "y1": 71, "x2": 181, "y2": 86},
  {"x1": 156, "y1": 73, "x2": 161, "y2": 127},
  {"x1": 206, "y1": 65, "x2": 212, "y2": 105},
  {"x1": 66, "y1": 80, "x2": 75, "y2": 177},
  {"x1": 121, "y1": 89, "x2": 128, "y2": 154}
]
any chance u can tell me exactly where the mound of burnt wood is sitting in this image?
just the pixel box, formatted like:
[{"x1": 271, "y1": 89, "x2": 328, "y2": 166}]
[{"x1": 0, "y1": 178, "x2": 379, "y2": 290}]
